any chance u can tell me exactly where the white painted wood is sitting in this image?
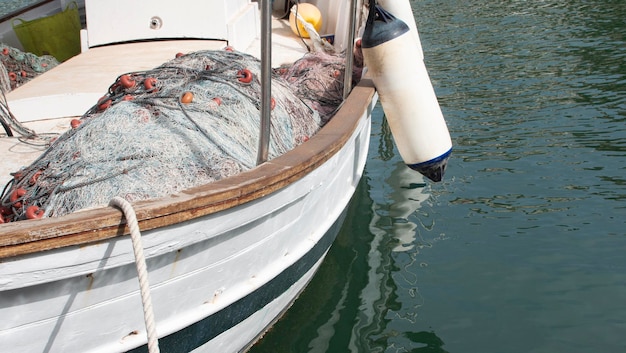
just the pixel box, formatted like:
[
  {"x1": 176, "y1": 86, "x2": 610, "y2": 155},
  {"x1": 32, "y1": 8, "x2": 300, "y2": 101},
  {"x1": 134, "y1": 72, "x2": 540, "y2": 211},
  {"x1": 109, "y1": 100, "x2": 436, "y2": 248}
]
[
  {"x1": 0, "y1": 100, "x2": 373, "y2": 352},
  {"x1": 0, "y1": 1, "x2": 376, "y2": 352},
  {"x1": 85, "y1": 0, "x2": 226, "y2": 46},
  {"x1": 84, "y1": 0, "x2": 258, "y2": 49},
  {"x1": 226, "y1": 3, "x2": 259, "y2": 51},
  {"x1": 196, "y1": 256, "x2": 326, "y2": 353}
]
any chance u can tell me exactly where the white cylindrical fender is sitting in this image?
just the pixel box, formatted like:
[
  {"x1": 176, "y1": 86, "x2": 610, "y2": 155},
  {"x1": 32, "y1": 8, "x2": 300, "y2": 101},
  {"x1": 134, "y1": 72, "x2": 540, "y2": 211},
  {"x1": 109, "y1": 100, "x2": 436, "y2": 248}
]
[
  {"x1": 362, "y1": 5, "x2": 452, "y2": 182},
  {"x1": 378, "y1": 0, "x2": 424, "y2": 60}
]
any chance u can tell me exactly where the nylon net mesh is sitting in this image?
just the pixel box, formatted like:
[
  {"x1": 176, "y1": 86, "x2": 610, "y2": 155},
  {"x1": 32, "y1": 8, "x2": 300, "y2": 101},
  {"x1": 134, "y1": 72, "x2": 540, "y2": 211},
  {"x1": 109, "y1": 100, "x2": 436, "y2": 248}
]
[
  {"x1": 0, "y1": 44, "x2": 59, "y2": 93},
  {"x1": 1, "y1": 49, "x2": 349, "y2": 221}
]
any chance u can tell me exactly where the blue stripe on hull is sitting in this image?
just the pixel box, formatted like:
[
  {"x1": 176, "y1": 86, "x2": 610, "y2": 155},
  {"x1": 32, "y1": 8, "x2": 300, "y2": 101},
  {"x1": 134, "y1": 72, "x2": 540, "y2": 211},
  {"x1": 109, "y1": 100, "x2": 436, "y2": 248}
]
[{"x1": 128, "y1": 209, "x2": 347, "y2": 353}]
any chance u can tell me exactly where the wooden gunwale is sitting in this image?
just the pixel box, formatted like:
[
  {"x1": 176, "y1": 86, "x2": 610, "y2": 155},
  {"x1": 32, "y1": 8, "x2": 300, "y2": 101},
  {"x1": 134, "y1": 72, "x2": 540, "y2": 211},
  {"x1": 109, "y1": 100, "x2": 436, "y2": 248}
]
[{"x1": 0, "y1": 78, "x2": 376, "y2": 259}]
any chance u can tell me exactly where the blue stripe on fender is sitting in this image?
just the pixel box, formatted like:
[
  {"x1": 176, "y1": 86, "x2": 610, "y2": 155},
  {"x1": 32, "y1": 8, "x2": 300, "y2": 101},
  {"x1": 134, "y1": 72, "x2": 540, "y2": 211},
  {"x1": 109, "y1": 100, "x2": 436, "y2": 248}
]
[{"x1": 407, "y1": 148, "x2": 452, "y2": 183}]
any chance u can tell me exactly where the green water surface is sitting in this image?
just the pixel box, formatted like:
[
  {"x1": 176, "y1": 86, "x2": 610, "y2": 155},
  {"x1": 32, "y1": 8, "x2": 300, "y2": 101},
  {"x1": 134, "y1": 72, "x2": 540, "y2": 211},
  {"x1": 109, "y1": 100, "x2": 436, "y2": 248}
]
[{"x1": 251, "y1": 0, "x2": 626, "y2": 352}]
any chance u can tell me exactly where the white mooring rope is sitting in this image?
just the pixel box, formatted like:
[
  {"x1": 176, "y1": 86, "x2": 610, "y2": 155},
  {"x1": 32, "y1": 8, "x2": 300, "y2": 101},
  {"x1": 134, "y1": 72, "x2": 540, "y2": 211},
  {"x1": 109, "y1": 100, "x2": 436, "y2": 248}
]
[{"x1": 109, "y1": 196, "x2": 160, "y2": 353}]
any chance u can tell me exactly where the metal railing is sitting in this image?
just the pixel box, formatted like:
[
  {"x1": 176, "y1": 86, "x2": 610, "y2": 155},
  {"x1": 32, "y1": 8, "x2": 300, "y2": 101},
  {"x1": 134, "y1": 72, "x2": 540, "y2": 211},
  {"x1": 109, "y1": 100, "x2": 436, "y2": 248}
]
[
  {"x1": 256, "y1": 0, "x2": 272, "y2": 165},
  {"x1": 256, "y1": 0, "x2": 357, "y2": 165}
]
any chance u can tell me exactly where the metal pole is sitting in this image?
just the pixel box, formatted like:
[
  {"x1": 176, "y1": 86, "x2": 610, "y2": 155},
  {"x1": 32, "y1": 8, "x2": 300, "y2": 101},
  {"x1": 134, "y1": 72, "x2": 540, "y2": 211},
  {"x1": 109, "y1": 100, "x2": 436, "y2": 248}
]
[
  {"x1": 343, "y1": 0, "x2": 358, "y2": 99},
  {"x1": 257, "y1": 0, "x2": 272, "y2": 165}
]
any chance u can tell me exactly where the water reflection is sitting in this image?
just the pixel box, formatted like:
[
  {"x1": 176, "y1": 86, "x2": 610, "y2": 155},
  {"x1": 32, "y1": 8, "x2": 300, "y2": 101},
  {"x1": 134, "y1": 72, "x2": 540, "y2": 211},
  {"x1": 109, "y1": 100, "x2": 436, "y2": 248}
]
[
  {"x1": 403, "y1": 331, "x2": 448, "y2": 353},
  {"x1": 349, "y1": 158, "x2": 455, "y2": 353},
  {"x1": 250, "y1": 167, "x2": 442, "y2": 352},
  {"x1": 254, "y1": 0, "x2": 626, "y2": 351},
  {"x1": 386, "y1": 163, "x2": 430, "y2": 252},
  {"x1": 373, "y1": 119, "x2": 432, "y2": 252},
  {"x1": 249, "y1": 176, "x2": 376, "y2": 353},
  {"x1": 250, "y1": 105, "x2": 447, "y2": 352}
]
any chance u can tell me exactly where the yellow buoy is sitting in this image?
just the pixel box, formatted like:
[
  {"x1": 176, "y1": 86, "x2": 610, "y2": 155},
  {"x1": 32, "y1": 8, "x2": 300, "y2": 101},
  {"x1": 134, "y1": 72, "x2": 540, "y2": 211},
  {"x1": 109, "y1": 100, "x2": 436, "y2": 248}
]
[{"x1": 289, "y1": 3, "x2": 322, "y2": 38}]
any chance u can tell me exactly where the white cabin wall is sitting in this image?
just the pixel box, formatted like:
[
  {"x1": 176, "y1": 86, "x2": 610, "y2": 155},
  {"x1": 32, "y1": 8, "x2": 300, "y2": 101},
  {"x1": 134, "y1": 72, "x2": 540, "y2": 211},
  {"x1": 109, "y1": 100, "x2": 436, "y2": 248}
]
[{"x1": 83, "y1": 0, "x2": 257, "y2": 49}]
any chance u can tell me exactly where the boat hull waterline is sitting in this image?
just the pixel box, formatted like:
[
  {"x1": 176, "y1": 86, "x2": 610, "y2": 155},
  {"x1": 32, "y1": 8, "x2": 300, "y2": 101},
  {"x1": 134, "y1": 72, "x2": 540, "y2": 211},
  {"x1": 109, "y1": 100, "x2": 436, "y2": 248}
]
[{"x1": 0, "y1": 85, "x2": 375, "y2": 352}]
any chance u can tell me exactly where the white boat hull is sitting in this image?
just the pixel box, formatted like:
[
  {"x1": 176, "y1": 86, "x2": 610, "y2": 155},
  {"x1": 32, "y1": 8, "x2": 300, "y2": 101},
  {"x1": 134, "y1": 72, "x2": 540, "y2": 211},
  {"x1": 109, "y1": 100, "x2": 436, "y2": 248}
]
[
  {"x1": 0, "y1": 96, "x2": 373, "y2": 352},
  {"x1": 195, "y1": 254, "x2": 327, "y2": 353},
  {"x1": 1, "y1": 1, "x2": 378, "y2": 351}
]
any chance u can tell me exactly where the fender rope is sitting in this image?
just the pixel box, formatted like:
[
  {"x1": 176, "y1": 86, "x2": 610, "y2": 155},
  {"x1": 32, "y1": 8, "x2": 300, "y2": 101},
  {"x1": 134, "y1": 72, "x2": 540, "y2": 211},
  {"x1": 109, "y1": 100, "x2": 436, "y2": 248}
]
[{"x1": 109, "y1": 196, "x2": 160, "y2": 353}]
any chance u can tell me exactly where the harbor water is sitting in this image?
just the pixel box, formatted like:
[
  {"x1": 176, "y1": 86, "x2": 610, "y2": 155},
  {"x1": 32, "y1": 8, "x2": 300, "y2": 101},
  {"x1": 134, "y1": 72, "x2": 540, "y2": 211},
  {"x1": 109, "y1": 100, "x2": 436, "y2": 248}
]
[
  {"x1": 250, "y1": 0, "x2": 626, "y2": 352},
  {"x1": 2, "y1": 0, "x2": 624, "y2": 352}
]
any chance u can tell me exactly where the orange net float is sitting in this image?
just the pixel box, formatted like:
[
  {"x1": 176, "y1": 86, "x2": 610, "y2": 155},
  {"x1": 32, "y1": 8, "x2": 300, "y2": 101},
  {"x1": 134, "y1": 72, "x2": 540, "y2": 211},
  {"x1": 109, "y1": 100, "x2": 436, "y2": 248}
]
[
  {"x1": 237, "y1": 69, "x2": 253, "y2": 84},
  {"x1": 28, "y1": 170, "x2": 42, "y2": 185},
  {"x1": 143, "y1": 77, "x2": 158, "y2": 92},
  {"x1": 97, "y1": 97, "x2": 112, "y2": 111},
  {"x1": 25, "y1": 205, "x2": 44, "y2": 219},
  {"x1": 119, "y1": 74, "x2": 136, "y2": 89},
  {"x1": 9, "y1": 188, "x2": 26, "y2": 209},
  {"x1": 180, "y1": 91, "x2": 194, "y2": 104}
]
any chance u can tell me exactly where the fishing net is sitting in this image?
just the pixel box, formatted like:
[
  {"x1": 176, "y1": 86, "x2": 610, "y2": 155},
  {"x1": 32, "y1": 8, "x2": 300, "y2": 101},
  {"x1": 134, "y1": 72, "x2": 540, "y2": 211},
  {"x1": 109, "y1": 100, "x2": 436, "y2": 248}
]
[
  {"x1": 278, "y1": 53, "x2": 344, "y2": 122},
  {"x1": 0, "y1": 49, "x2": 349, "y2": 222},
  {"x1": 0, "y1": 44, "x2": 59, "y2": 93}
]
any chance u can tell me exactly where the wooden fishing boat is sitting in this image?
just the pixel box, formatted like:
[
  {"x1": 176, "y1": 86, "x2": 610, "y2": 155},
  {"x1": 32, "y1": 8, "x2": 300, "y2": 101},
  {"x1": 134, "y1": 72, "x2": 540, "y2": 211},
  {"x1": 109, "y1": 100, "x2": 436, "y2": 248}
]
[{"x1": 0, "y1": 0, "x2": 377, "y2": 352}]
